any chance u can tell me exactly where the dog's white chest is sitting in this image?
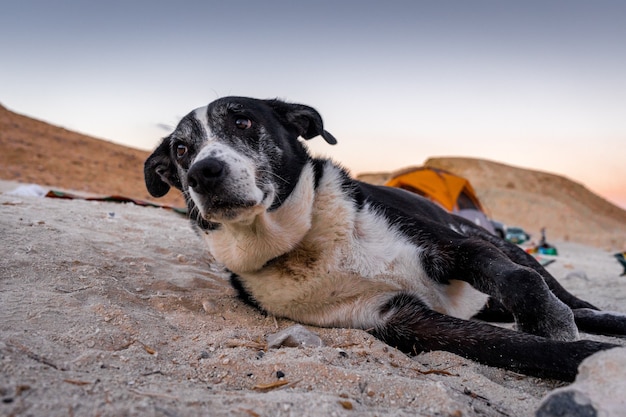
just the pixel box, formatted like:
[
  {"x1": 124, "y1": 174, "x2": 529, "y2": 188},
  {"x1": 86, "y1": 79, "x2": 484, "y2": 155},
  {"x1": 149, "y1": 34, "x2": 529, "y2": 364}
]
[{"x1": 213, "y1": 166, "x2": 488, "y2": 328}]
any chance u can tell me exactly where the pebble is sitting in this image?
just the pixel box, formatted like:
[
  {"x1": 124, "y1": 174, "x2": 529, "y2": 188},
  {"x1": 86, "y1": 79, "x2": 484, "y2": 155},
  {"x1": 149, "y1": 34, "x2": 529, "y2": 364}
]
[
  {"x1": 266, "y1": 324, "x2": 324, "y2": 349},
  {"x1": 202, "y1": 300, "x2": 218, "y2": 314}
]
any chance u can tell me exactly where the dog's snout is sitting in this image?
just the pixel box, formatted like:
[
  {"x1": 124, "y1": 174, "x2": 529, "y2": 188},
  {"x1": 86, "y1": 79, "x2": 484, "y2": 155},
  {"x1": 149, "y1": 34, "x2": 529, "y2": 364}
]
[{"x1": 188, "y1": 158, "x2": 226, "y2": 192}]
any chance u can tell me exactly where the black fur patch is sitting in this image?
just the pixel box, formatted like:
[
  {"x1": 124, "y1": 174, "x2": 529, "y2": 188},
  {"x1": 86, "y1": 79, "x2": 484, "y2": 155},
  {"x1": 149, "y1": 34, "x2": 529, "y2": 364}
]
[
  {"x1": 229, "y1": 273, "x2": 264, "y2": 311},
  {"x1": 374, "y1": 292, "x2": 616, "y2": 381}
]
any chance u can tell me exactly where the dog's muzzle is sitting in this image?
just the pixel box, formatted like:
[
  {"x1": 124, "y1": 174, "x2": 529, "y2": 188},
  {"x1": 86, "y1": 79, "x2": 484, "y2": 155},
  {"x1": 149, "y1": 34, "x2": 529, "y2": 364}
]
[{"x1": 187, "y1": 156, "x2": 267, "y2": 222}]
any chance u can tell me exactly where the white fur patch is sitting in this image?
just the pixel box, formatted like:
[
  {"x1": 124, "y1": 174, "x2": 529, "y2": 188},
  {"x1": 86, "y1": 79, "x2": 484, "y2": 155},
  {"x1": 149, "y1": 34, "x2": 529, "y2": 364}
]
[
  {"x1": 220, "y1": 163, "x2": 487, "y2": 329},
  {"x1": 192, "y1": 107, "x2": 210, "y2": 131},
  {"x1": 203, "y1": 163, "x2": 315, "y2": 273}
]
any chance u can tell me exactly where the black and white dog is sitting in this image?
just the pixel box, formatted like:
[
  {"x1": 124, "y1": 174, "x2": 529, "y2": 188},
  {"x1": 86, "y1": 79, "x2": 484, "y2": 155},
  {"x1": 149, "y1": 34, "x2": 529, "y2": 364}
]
[{"x1": 145, "y1": 96, "x2": 625, "y2": 381}]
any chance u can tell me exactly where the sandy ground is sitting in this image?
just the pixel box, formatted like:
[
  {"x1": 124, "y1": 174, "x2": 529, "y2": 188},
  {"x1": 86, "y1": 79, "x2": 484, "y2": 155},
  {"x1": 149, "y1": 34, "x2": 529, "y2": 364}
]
[{"x1": 1, "y1": 181, "x2": 625, "y2": 417}]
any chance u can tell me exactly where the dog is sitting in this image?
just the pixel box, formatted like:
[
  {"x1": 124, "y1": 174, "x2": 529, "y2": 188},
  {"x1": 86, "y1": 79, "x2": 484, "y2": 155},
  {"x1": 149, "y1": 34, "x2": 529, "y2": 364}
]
[{"x1": 144, "y1": 96, "x2": 625, "y2": 381}]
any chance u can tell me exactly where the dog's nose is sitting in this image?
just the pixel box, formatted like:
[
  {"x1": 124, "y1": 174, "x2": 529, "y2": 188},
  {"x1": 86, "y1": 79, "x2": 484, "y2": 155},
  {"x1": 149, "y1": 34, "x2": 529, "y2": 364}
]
[{"x1": 187, "y1": 158, "x2": 226, "y2": 192}]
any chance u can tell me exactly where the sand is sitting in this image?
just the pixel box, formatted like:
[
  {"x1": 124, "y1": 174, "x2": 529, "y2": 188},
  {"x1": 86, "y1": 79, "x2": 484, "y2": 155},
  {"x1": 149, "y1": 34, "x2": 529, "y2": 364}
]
[{"x1": 1, "y1": 181, "x2": 625, "y2": 417}]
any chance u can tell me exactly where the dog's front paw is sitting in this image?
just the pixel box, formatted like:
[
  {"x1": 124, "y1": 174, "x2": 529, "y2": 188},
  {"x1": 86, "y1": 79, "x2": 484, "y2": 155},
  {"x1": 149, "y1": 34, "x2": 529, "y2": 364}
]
[{"x1": 516, "y1": 297, "x2": 579, "y2": 341}]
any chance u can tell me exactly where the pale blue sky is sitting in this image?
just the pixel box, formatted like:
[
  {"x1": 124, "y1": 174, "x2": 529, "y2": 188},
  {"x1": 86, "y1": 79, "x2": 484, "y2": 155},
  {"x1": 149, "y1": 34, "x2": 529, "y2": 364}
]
[{"x1": 1, "y1": 1, "x2": 625, "y2": 208}]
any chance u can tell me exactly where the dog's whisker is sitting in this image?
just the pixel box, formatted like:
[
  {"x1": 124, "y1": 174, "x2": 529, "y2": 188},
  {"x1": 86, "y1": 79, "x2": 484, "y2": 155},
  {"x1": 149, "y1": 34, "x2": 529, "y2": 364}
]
[{"x1": 257, "y1": 169, "x2": 289, "y2": 185}]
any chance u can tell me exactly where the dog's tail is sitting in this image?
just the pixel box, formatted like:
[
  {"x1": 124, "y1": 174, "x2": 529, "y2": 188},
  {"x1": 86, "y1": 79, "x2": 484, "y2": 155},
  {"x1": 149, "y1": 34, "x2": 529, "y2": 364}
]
[{"x1": 372, "y1": 293, "x2": 618, "y2": 381}]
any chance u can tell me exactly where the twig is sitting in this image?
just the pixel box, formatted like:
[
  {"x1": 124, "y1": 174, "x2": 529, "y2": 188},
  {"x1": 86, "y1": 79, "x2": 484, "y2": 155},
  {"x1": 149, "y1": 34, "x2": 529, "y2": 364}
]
[
  {"x1": 239, "y1": 408, "x2": 261, "y2": 417},
  {"x1": 55, "y1": 285, "x2": 93, "y2": 293},
  {"x1": 224, "y1": 339, "x2": 267, "y2": 350},
  {"x1": 129, "y1": 388, "x2": 179, "y2": 400},
  {"x1": 252, "y1": 379, "x2": 301, "y2": 391},
  {"x1": 415, "y1": 367, "x2": 457, "y2": 376},
  {"x1": 141, "y1": 370, "x2": 166, "y2": 377},
  {"x1": 252, "y1": 380, "x2": 290, "y2": 391},
  {"x1": 8, "y1": 340, "x2": 66, "y2": 371},
  {"x1": 450, "y1": 386, "x2": 512, "y2": 417},
  {"x1": 63, "y1": 379, "x2": 93, "y2": 386},
  {"x1": 136, "y1": 340, "x2": 157, "y2": 355}
]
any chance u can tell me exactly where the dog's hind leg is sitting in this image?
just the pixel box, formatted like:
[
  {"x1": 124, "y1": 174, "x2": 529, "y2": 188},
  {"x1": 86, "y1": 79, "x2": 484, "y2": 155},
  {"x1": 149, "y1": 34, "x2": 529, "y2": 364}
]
[
  {"x1": 448, "y1": 238, "x2": 579, "y2": 341},
  {"x1": 573, "y1": 308, "x2": 626, "y2": 336},
  {"x1": 373, "y1": 293, "x2": 618, "y2": 381}
]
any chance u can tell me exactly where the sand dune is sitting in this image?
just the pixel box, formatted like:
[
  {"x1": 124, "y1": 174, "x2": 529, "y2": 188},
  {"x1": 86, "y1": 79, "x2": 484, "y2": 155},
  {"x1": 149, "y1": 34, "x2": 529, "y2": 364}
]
[{"x1": 358, "y1": 158, "x2": 626, "y2": 251}]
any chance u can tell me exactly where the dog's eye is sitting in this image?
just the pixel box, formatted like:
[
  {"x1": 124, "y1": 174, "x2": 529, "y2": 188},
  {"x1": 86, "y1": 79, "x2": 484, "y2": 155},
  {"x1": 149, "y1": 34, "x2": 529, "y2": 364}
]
[
  {"x1": 235, "y1": 118, "x2": 252, "y2": 130},
  {"x1": 176, "y1": 144, "x2": 188, "y2": 158}
]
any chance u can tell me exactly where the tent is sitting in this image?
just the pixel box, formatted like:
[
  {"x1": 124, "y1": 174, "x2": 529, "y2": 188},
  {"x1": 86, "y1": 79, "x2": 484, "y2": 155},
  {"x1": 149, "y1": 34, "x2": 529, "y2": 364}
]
[{"x1": 384, "y1": 167, "x2": 496, "y2": 234}]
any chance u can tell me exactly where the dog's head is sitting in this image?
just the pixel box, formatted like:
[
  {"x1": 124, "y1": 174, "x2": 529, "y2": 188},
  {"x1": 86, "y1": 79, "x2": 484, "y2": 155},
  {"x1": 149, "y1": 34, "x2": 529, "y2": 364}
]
[{"x1": 144, "y1": 96, "x2": 337, "y2": 225}]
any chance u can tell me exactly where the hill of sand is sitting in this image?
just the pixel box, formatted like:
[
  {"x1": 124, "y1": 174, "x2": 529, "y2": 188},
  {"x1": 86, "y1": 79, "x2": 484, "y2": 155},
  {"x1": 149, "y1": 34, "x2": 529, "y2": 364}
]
[
  {"x1": 0, "y1": 104, "x2": 184, "y2": 208},
  {"x1": 3, "y1": 102, "x2": 625, "y2": 250},
  {"x1": 358, "y1": 158, "x2": 626, "y2": 251},
  {"x1": 2, "y1": 103, "x2": 625, "y2": 249}
]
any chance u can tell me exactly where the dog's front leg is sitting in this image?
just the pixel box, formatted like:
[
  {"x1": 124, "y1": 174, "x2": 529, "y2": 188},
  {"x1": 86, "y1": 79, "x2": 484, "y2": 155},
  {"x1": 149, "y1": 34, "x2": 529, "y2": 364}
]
[
  {"x1": 373, "y1": 293, "x2": 617, "y2": 381},
  {"x1": 469, "y1": 235, "x2": 626, "y2": 337},
  {"x1": 450, "y1": 238, "x2": 578, "y2": 341}
]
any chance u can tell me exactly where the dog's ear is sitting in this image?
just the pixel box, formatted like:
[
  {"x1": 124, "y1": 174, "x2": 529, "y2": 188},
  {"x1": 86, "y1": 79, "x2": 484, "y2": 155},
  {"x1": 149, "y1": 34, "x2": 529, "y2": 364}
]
[
  {"x1": 144, "y1": 137, "x2": 181, "y2": 197},
  {"x1": 266, "y1": 99, "x2": 338, "y2": 145}
]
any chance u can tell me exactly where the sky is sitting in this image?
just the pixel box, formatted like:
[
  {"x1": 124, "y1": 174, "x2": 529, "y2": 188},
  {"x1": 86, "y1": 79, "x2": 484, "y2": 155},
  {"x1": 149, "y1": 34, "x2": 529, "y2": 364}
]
[{"x1": 1, "y1": 0, "x2": 625, "y2": 209}]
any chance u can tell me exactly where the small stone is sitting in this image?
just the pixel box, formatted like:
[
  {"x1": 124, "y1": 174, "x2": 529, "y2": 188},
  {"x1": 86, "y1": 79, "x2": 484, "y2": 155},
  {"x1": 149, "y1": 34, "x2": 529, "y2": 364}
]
[
  {"x1": 536, "y1": 391, "x2": 596, "y2": 417},
  {"x1": 266, "y1": 324, "x2": 324, "y2": 349},
  {"x1": 202, "y1": 300, "x2": 218, "y2": 314},
  {"x1": 276, "y1": 370, "x2": 285, "y2": 379},
  {"x1": 536, "y1": 347, "x2": 626, "y2": 417}
]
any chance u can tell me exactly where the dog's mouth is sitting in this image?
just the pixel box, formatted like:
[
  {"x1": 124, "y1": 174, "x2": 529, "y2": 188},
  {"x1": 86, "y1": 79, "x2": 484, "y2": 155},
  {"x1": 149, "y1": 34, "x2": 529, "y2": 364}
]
[
  {"x1": 207, "y1": 199, "x2": 258, "y2": 220},
  {"x1": 193, "y1": 190, "x2": 272, "y2": 224}
]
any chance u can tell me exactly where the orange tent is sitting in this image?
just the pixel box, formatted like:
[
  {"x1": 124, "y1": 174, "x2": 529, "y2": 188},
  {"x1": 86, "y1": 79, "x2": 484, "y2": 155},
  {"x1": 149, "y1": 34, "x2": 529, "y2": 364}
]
[{"x1": 384, "y1": 167, "x2": 485, "y2": 212}]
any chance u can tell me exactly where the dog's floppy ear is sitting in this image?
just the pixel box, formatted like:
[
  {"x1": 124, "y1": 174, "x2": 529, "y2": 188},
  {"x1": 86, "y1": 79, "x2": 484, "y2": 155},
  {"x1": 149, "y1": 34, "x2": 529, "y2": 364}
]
[
  {"x1": 266, "y1": 99, "x2": 338, "y2": 145},
  {"x1": 144, "y1": 137, "x2": 181, "y2": 197}
]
